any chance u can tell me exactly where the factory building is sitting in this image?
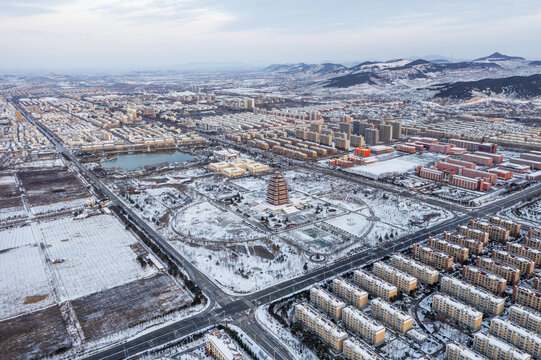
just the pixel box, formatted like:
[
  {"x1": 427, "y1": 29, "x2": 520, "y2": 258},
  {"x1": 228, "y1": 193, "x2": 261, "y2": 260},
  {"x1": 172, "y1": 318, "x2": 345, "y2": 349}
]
[
  {"x1": 512, "y1": 286, "x2": 541, "y2": 312},
  {"x1": 343, "y1": 338, "x2": 384, "y2": 360},
  {"x1": 332, "y1": 278, "x2": 368, "y2": 309},
  {"x1": 470, "y1": 219, "x2": 510, "y2": 243},
  {"x1": 440, "y1": 276, "x2": 505, "y2": 316},
  {"x1": 489, "y1": 318, "x2": 541, "y2": 359},
  {"x1": 508, "y1": 305, "x2": 541, "y2": 334},
  {"x1": 370, "y1": 298, "x2": 413, "y2": 333},
  {"x1": 266, "y1": 171, "x2": 289, "y2": 205},
  {"x1": 391, "y1": 254, "x2": 439, "y2": 285},
  {"x1": 412, "y1": 243, "x2": 454, "y2": 272},
  {"x1": 205, "y1": 329, "x2": 246, "y2": 360},
  {"x1": 429, "y1": 237, "x2": 469, "y2": 263},
  {"x1": 489, "y1": 216, "x2": 522, "y2": 238},
  {"x1": 372, "y1": 262, "x2": 417, "y2": 294},
  {"x1": 506, "y1": 242, "x2": 541, "y2": 268},
  {"x1": 462, "y1": 265, "x2": 507, "y2": 296},
  {"x1": 446, "y1": 342, "x2": 488, "y2": 360},
  {"x1": 342, "y1": 306, "x2": 386, "y2": 346},
  {"x1": 432, "y1": 294, "x2": 484, "y2": 331},
  {"x1": 353, "y1": 269, "x2": 397, "y2": 301},
  {"x1": 473, "y1": 332, "x2": 531, "y2": 360},
  {"x1": 310, "y1": 286, "x2": 347, "y2": 321},
  {"x1": 458, "y1": 225, "x2": 489, "y2": 245},
  {"x1": 294, "y1": 303, "x2": 349, "y2": 353},
  {"x1": 492, "y1": 250, "x2": 535, "y2": 278},
  {"x1": 476, "y1": 257, "x2": 521, "y2": 286},
  {"x1": 444, "y1": 231, "x2": 484, "y2": 255}
]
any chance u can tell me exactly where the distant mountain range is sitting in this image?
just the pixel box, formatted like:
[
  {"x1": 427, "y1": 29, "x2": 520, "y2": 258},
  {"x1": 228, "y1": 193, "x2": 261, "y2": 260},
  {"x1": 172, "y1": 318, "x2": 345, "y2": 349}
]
[{"x1": 263, "y1": 52, "x2": 541, "y2": 99}]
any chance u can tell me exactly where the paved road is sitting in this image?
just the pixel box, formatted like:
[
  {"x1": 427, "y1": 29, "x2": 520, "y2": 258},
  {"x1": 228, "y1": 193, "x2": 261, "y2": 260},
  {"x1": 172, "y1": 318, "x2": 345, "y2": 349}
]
[{"x1": 12, "y1": 102, "x2": 541, "y2": 359}]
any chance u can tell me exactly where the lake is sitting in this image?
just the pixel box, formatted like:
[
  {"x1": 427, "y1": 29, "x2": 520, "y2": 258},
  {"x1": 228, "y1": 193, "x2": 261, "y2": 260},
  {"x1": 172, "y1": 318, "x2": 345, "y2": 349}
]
[{"x1": 100, "y1": 150, "x2": 194, "y2": 171}]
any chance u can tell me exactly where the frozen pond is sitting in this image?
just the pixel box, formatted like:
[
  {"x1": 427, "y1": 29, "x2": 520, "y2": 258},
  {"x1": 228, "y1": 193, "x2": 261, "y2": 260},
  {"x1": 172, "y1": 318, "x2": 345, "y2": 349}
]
[{"x1": 101, "y1": 150, "x2": 194, "y2": 170}]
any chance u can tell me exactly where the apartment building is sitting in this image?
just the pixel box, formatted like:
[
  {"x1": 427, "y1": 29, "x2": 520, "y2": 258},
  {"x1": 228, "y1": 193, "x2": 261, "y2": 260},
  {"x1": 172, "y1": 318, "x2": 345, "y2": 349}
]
[
  {"x1": 470, "y1": 219, "x2": 510, "y2": 243},
  {"x1": 343, "y1": 338, "x2": 384, "y2": 360},
  {"x1": 332, "y1": 278, "x2": 369, "y2": 309},
  {"x1": 446, "y1": 342, "x2": 488, "y2": 360},
  {"x1": 432, "y1": 294, "x2": 484, "y2": 331},
  {"x1": 528, "y1": 227, "x2": 541, "y2": 239},
  {"x1": 524, "y1": 236, "x2": 541, "y2": 251},
  {"x1": 342, "y1": 306, "x2": 386, "y2": 346},
  {"x1": 508, "y1": 305, "x2": 541, "y2": 334},
  {"x1": 391, "y1": 254, "x2": 439, "y2": 285},
  {"x1": 353, "y1": 269, "x2": 398, "y2": 301},
  {"x1": 412, "y1": 243, "x2": 454, "y2": 272},
  {"x1": 489, "y1": 318, "x2": 541, "y2": 359},
  {"x1": 444, "y1": 231, "x2": 484, "y2": 255},
  {"x1": 440, "y1": 276, "x2": 505, "y2": 316},
  {"x1": 205, "y1": 329, "x2": 246, "y2": 360},
  {"x1": 535, "y1": 277, "x2": 540, "y2": 291},
  {"x1": 512, "y1": 286, "x2": 541, "y2": 312},
  {"x1": 457, "y1": 225, "x2": 489, "y2": 245},
  {"x1": 476, "y1": 257, "x2": 521, "y2": 286},
  {"x1": 462, "y1": 265, "x2": 507, "y2": 296},
  {"x1": 429, "y1": 237, "x2": 469, "y2": 263},
  {"x1": 492, "y1": 250, "x2": 535, "y2": 278},
  {"x1": 473, "y1": 332, "x2": 531, "y2": 360},
  {"x1": 294, "y1": 303, "x2": 349, "y2": 353},
  {"x1": 370, "y1": 298, "x2": 413, "y2": 333},
  {"x1": 506, "y1": 242, "x2": 541, "y2": 268},
  {"x1": 310, "y1": 287, "x2": 347, "y2": 320},
  {"x1": 489, "y1": 216, "x2": 522, "y2": 238},
  {"x1": 372, "y1": 262, "x2": 417, "y2": 294}
]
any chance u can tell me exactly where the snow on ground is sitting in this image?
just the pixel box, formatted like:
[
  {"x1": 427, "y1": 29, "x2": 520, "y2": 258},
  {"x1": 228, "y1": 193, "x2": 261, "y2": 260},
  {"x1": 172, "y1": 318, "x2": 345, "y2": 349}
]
[
  {"x1": 228, "y1": 324, "x2": 273, "y2": 360},
  {"x1": 0, "y1": 174, "x2": 16, "y2": 186},
  {"x1": 15, "y1": 158, "x2": 64, "y2": 168},
  {"x1": 255, "y1": 306, "x2": 318, "y2": 360},
  {"x1": 172, "y1": 201, "x2": 264, "y2": 242},
  {"x1": 344, "y1": 157, "x2": 421, "y2": 179},
  {"x1": 324, "y1": 213, "x2": 371, "y2": 236},
  {"x1": 231, "y1": 177, "x2": 267, "y2": 192},
  {"x1": 0, "y1": 245, "x2": 54, "y2": 319},
  {"x1": 37, "y1": 214, "x2": 157, "y2": 300},
  {"x1": 170, "y1": 240, "x2": 307, "y2": 294},
  {"x1": 30, "y1": 197, "x2": 92, "y2": 215},
  {"x1": 0, "y1": 225, "x2": 38, "y2": 250}
]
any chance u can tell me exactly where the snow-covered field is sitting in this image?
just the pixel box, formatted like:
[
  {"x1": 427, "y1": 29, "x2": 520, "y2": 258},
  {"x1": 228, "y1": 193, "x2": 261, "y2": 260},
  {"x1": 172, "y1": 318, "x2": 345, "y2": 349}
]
[
  {"x1": 172, "y1": 201, "x2": 264, "y2": 242},
  {"x1": 30, "y1": 196, "x2": 92, "y2": 215},
  {"x1": 38, "y1": 214, "x2": 158, "y2": 300},
  {"x1": 324, "y1": 213, "x2": 371, "y2": 236}
]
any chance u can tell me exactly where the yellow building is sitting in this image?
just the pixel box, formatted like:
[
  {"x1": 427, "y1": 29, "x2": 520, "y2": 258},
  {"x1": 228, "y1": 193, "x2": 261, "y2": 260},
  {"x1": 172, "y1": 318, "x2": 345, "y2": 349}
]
[
  {"x1": 446, "y1": 342, "x2": 488, "y2": 360},
  {"x1": 342, "y1": 306, "x2": 386, "y2": 347},
  {"x1": 492, "y1": 250, "x2": 535, "y2": 278},
  {"x1": 429, "y1": 237, "x2": 469, "y2": 263},
  {"x1": 372, "y1": 261, "x2": 417, "y2": 294},
  {"x1": 294, "y1": 303, "x2": 349, "y2": 353},
  {"x1": 343, "y1": 338, "x2": 384, "y2": 360},
  {"x1": 412, "y1": 243, "x2": 454, "y2": 272},
  {"x1": 506, "y1": 242, "x2": 541, "y2": 268},
  {"x1": 508, "y1": 305, "x2": 541, "y2": 334},
  {"x1": 524, "y1": 236, "x2": 541, "y2": 251},
  {"x1": 457, "y1": 225, "x2": 489, "y2": 245},
  {"x1": 353, "y1": 269, "x2": 397, "y2": 301},
  {"x1": 528, "y1": 227, "x2": 541, "y2": 239},
  {"x1": 440, "y1": 276, "x2": 505, "y2": 316},
  {"x1": 332, "y1": 278, "x2": 368, "y2": 309},
  {"x1": 489, "y1": 216, "x2": 522, "y2": 238},
  {"x1": 205, "y1": 329, "x2": 245, "y2": 360},
  {"x1": 476, "y1": 257, "x2": 521, "y2": 286},
  {"x1": 370, "y1": 298, "x2": 413, "y2": 333},
  {"x1": 489, "y1": 318, "x2": 541, "y2": 359},
  {"x1": 462, "y1": 265, "x2": 507, "y2": 296},
  {"x1": 432, "y1": 294, "x2": 483, "y2": 331},
  {"x1": 310, "y1": 286, "x2": 347, "y2": 321},
  {"x1": 391, "y1": 254, "x2": 439, "y2": 285},
  {"x1": 470, "y1": 219, "x2": 510, "y2": 243},
  {"x1": 512, "y1": 286, "x2": 541, "y2": 312},
  {"x1": 444, "y1": 231, "x2": 484, "y2": 255},
  {"x1": 473, "y1": 332, "x2": 531, "y2": 360}
]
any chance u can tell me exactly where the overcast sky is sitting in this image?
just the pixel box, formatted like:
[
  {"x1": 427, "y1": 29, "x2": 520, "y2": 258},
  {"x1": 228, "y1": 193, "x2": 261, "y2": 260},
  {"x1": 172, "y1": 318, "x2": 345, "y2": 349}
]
[{"x1": 1, "y1": 0, "x2": 541, "y2": 71}]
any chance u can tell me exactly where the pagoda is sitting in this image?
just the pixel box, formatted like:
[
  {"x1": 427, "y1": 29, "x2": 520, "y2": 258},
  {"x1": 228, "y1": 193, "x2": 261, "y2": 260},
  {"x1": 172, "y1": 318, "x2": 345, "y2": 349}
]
[{"x1": 267, "y1": 171, "x2": 289, "y2": 205}]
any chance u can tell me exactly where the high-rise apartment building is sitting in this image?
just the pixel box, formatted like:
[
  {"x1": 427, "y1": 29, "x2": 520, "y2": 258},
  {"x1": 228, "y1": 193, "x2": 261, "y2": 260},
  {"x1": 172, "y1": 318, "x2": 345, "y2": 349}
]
[
  {"x1": 440, "y1": 276, "x2": 505, "y2": 316},
  {"x1": 492, "y1": 250, "x2": 535, "y2": 278},
  {"x1": 432, "y1": 294, "x2": 483, "y2": 331},
  {"x1": 370, "y1": 298, "x2": 413, "y2": 333},
  {"x1": 446, "y1": 342, "x2": 488, "y2": 360},
  {"x1": 332, "y1": 278, "x2": 368, "y2": 309},
  {"x1": 343, "y1": 338, "x2": 384, "y2": 360},
  {"x1": 508, "y1": 305, "x2": 541, "y2": 334},
  {"x1": 506, "y1": 242, "x2": 541, "y2": 268},
  {"x1": 489, "y1": 216, "x2": 522, "y2": 238},
  {"x1": 391, "y1": 254, "x2": 439, "y2": 285},
  {"x1": 473, "y1": 332, "x2": 531, "y2": 360},
  {"x1": 512, "y1": 286, "x2": 541, "y2": 312},
  {"x1": 462, "y1": 265, "x2": 507, "y2": 296},
  {"x1": 457, "y1": 225, "x2": 489, "y2": 245},
  {"x1": 372, "y1": 261, "x2": 417, "y2": 294},
  {"x1": 489, "y1": 318, "x2": 541, "y2": 359},
  {"x1": 310, "y1": 286, "x2": 347, "y2": 320},
  {"x1": 412, "y1": 243, "x2": 454, "y2": 272},
  {"x1": 353, "y1": 269, "x2": 397, "y2": 301},
  {"x1": 294, "y1": 303, "x2": 349, "y2": 352},
  {"x1": 365, "y1": 128, "x2": 379, "y2": 146},
  {"x1": 476, "y1": 257, "x2": 521, "y2": 286},
  {"x1": 429, "y1": 237, "x2": 469, "y2": 263},
  {"x1": 378, "y1": 124, "x2": 393, "y2": 143},
  {"x1": 444, "y1": 231, "x2": 484, "y2": 255},
  {"x1": 342, "y1": 306, "x2": 386, "y2": 346}
]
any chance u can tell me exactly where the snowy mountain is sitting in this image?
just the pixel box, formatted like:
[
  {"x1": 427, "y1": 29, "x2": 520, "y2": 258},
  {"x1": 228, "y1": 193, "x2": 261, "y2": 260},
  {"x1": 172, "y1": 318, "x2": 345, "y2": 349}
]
[{"x1": 263, "y1": 62, "x2": 347, "y2": 74}]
